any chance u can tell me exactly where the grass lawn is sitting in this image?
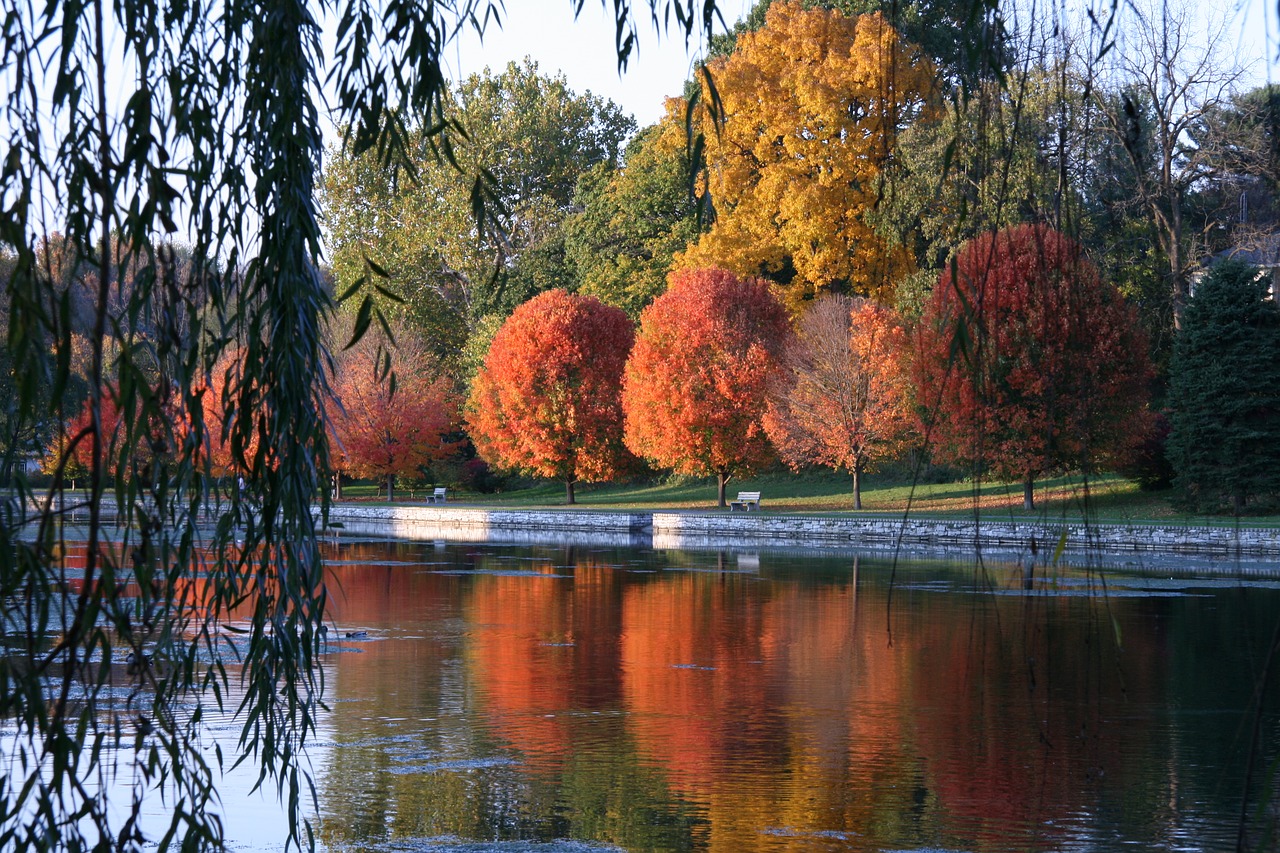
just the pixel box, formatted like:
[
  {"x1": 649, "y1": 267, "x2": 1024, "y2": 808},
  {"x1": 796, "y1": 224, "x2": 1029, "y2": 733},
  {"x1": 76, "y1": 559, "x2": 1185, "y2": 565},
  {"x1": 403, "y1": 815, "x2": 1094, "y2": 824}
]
[{"x1": 339, "y1": 469, "x2": 1280, "y2": 527}]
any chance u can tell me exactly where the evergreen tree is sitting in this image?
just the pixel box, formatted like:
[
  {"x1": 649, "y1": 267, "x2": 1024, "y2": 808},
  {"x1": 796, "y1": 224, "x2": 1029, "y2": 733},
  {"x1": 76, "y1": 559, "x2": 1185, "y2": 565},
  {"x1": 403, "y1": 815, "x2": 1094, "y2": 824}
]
[{"x1": 1167, "y1": 261, "x2": 1280, "y2": 511}]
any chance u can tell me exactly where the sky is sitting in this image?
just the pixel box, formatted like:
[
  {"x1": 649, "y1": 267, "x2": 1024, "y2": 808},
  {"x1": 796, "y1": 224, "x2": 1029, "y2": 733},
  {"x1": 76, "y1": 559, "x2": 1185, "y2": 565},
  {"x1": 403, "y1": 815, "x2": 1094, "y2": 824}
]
[
  {"x1": 441, "y1": 0, "x2": 755, "y2": 128},
  {"x1": 433, "y1": 0, "x2": 1279, "y2": 131}
]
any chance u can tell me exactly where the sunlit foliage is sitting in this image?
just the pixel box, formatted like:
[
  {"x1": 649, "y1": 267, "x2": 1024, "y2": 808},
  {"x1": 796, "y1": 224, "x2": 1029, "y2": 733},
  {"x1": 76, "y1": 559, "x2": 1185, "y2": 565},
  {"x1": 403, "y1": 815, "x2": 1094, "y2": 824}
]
[
  {"x1": 677, "y1": 1, "x2": 937, "y2": 309},
  {"x1": 467, "y1": 289, "x2": 637, "y2": 504},
  {"x1": 623, "y1": 267, "x2": 790, "y2": 506}
]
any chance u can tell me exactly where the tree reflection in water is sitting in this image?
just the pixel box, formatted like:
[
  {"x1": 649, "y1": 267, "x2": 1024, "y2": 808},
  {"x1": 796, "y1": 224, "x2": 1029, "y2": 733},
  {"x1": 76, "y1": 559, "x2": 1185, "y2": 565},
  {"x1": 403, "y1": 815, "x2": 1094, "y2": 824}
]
[{"x1": 310, "y1": 539, "x2": 1278, "y2": 852}]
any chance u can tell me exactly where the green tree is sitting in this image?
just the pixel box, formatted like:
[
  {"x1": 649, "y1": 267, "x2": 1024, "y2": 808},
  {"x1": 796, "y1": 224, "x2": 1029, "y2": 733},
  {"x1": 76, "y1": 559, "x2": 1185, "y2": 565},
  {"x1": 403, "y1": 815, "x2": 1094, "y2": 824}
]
[
  {"x1": 875, "y1": 70, "x2": 1077, "y2": 305},
  {"x1": 0, "y1": 1, "x2": 714, "y2": 850},
  {"x1": 564, "y1": 107, "x2": 701, "y2": 317},
  {"x1": 1167, "y1": 261, "x2": 1280, "y2": 512},
  {"x1": 324, "y1": 59, "x2": 635, "y2": 363}
]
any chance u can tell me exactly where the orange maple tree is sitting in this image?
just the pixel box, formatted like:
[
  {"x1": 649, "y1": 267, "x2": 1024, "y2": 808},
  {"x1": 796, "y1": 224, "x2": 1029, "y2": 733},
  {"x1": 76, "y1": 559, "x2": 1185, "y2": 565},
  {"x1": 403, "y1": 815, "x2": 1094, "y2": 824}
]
[
  {"x1": 44, "y1": 394, "x2": 124, "y2": 488},
  {"x1": 622, "y1": 267, "x2": 790, "y2": 507},
  {"x1": 466, "y1": 289, "x2": 636, "y2": 504},
  {"x1": 49, "y1": 381, "x2": 179, "y2": 488},
  {"x1": 330, "y1": 326, "x2": 461, "y2": 501},
  {"x1": 191, "y1": 347, "x2": 255, "y2": 480},
  {"x1": 764, "y1": 296, "x2": 914, "y2": 509},
  {"x1": 914, "y1": 224, "x2": 1151, "y2": 509}
]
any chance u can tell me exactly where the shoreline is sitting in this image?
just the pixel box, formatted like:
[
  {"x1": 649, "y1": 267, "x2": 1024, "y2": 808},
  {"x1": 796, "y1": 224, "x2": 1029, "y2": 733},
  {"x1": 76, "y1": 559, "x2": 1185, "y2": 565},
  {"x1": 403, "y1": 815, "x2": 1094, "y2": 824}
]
[{"x1": 320, "y1": 503, "x2": 1280, "y2": 567}]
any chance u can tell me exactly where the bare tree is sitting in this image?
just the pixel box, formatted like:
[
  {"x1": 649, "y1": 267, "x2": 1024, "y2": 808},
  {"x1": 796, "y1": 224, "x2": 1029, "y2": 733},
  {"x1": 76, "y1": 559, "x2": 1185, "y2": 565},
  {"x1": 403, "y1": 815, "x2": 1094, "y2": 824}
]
[{"x1": 1094, "y1": 0, "x2": 1253, "y2": 328}]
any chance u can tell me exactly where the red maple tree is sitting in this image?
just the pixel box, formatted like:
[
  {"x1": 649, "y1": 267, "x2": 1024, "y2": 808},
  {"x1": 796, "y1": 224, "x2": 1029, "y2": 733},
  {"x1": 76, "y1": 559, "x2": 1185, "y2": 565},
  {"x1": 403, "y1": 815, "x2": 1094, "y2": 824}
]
[
  {"x1": 330, "y1": 326, "x2": 461, "y2": 501},
  {"x1": 191, "y1": 347, "x2": 255, "y2": 480},
  {"x1": 45, "y1": 394, "x2": 124, "y2": 489},
  {"x1": 51, "y1": 381, "x2": 180, "y2": 488},
  {"x1": 914, "y1": 224, "x2": 1151, "y2": 509},
  {"x1": 622, "y1": 267, "x2": 791, "y2": 507},
  {"x1": 466, "y1": 289, "x2": 636, "y2": 504},
  {"x1": 764, "y1": 296, "x2": 915, "y2": 509}
]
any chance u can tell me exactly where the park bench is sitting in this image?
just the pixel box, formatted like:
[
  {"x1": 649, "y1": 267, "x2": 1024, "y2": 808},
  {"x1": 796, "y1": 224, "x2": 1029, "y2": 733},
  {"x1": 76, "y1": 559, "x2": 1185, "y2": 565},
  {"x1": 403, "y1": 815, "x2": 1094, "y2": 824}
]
[
  {"x1": 425, "y1": 487, "x2": 448, "y2": 504},
  {"x1": 730, "y1": 491, "x2": 762, "y2": 512}
]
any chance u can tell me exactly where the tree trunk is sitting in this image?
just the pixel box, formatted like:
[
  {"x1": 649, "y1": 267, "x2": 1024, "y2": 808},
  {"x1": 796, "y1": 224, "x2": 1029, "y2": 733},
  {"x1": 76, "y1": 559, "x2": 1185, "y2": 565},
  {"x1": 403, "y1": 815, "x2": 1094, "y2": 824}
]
[
  {"x1": 1169, "y1": 182, "x2": 1186, "y2": 331},
  {"x1": 566, "y1": 479, "x2": 576, "y2": 505},
  {"x1": 386, "y1": 475, "x2": 394, "y2": 503},
  {"x1": 1023, "y1": 475, "x2": 1035, "y2": 511},
  {"x1": 717, "y1": 471, "x2": 731, "y2": 508},
  {"x1": 852, "y1": 459, "x2": 863, "y2": 511},
  {"x1": 333, "y1": 473, "x2": 342, "y2": 501}
]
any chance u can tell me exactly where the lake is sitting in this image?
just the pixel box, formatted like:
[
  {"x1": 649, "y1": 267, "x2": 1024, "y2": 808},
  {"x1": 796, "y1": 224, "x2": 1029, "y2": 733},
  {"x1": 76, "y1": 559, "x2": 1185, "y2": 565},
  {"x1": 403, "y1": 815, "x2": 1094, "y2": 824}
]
[{"x1": 214, "y1": 534, "x2": 1280, "y2": 852}]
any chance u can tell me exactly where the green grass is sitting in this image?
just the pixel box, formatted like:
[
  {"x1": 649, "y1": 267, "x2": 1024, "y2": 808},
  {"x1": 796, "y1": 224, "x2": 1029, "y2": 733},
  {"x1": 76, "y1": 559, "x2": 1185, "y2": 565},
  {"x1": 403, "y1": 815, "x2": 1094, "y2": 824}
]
[{"x1": 336, "y1": 469, "x2": 1280, "y2": 527}]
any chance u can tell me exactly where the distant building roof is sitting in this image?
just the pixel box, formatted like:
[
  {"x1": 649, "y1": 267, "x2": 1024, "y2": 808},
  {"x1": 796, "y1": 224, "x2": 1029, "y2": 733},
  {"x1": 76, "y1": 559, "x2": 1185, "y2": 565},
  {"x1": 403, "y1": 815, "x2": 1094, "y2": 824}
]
[{"x1": 1209, "y1": 233, "x2": 1280, "y2": 269}]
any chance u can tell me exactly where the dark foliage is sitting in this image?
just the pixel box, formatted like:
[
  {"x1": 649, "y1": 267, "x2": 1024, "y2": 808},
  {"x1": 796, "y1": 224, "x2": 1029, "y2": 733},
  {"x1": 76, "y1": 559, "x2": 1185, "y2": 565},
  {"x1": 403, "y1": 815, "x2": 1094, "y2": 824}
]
[{"x1": 1167, "y1": 260, "x2": 1280, "y2": 511}]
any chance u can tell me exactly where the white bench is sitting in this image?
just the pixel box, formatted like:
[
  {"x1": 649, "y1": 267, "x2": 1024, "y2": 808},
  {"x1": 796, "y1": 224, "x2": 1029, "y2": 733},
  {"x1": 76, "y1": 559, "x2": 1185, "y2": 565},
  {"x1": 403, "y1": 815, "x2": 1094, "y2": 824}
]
[
  {"x1": 729, "y1": 491, "x2": 761, "y2": 512},
  {"x1": 425, "y1": 487, "x2": 448, "y2": 504}
]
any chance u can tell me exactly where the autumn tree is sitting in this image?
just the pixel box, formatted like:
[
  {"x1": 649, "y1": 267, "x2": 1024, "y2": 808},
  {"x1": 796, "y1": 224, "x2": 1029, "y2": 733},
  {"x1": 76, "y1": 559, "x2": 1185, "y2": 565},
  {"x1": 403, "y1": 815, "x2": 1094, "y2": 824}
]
[
  {"x1": 186, "y1": 347, "x2": 249, "y2": 482},
  {"x1": 764, "y1": 296, "x2": 913, "y2": 509},
  {"x1": 1166, "y1": 261, "x2": 1280, "y2": 512},
  {"x1": 623, "y1": 267, "x2": 790, "y2": 506},
  {"x1": 710, "y1": 0, "x2": 1008, "y2": 88},
  {"x1": 676, "y1": 2, "x2": 937, "y2": 309},
  {"x1": 915, "y1": 224, "x2": 1151, "y2": 510},
  {"x1": 330, "y1": 322, "x2": 462, "y2": 502},
  {"x1": 466, "y1": 289, "x2": 636, "y2": 504},
  {"x1": 47, "y1": 380, "x2": 183, "y2": 488}
]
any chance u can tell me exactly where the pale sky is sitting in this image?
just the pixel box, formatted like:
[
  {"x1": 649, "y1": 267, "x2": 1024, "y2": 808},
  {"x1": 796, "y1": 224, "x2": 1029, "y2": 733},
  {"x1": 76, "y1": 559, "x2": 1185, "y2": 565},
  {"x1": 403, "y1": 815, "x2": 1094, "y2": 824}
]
[
  {"x1": 434, "y1": 0, "x2": 1279, "y2": 132},
  {"x1": 442, "y1": 0, "x2": 755, "y2": 128}
]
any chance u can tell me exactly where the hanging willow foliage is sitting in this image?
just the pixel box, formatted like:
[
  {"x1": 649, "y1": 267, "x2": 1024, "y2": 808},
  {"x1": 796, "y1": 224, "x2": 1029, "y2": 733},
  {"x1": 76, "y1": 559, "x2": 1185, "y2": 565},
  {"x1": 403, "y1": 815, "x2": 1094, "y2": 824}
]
[{"x1": 0, "y1": 1, "x2": 721, "y2": 849}]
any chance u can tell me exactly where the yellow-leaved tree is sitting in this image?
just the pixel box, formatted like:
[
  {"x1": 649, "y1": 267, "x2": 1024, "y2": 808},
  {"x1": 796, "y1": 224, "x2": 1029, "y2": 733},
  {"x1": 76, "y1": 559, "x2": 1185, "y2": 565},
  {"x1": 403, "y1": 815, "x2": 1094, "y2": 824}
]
[{"x1": 677, "y1": 1, "x2": 937, "y2": 309}]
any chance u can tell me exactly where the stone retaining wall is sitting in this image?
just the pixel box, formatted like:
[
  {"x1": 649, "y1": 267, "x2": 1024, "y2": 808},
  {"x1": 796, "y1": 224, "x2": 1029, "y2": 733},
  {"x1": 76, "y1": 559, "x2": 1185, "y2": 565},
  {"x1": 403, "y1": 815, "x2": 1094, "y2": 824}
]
[
  {"x1": 650, "y1": 512, "x2": 1280, "y2": 558},
  {"x1": 28, "y1": 498, "x2": 1279, "y2": 561},
  {"x1": 321, "y1": 505, "x2": 650, "y2": 548},
  {"x1": 319, "y1": 504, "x2": 1280, "y2": 561}
]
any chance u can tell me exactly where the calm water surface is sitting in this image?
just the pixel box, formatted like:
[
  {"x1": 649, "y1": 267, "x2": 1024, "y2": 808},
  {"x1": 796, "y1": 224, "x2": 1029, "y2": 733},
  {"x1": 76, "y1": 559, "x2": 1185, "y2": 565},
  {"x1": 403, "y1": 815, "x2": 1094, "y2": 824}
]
[{"x1": 228, "y1": 537, "x2": 1280, "y2": 852}]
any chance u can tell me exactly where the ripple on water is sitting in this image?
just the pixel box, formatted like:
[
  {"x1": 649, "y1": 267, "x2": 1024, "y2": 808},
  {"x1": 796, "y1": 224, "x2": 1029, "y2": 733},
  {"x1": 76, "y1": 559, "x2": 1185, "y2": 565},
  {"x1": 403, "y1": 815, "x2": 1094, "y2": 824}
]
[
  {"x1": 385, "y1": 756, "x2": 516, "y2": 775},
  {"x1": 353, "y1": 839, "x2": 624, "y2": 852}
]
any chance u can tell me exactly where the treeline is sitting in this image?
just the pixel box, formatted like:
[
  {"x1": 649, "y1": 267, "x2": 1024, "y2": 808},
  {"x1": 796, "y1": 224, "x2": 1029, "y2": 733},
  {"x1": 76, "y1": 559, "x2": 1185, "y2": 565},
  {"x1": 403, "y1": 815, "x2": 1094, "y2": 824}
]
[
  {"x1": 316, "y1": 1, "x2": 1280, "y2": 510},
  {"x1": 16, "y1": 0, "x2": 1280, "y2": 512}
]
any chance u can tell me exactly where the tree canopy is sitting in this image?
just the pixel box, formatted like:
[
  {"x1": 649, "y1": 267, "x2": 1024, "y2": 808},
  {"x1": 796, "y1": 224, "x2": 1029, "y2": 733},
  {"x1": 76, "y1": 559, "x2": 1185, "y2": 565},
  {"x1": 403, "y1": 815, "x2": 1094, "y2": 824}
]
[
  {"x1": 915, "y1": 224, "x2": 1152, "y2": 509},
  {"x1": 676, "y1": 1, "x2": 938, "y2": 309},
  {"x1": 564, "y1": 104, "x2": 702, "y2": 317},
  {"x1": 467, "y1": 289, "x2": 637, "y2": 504},
  {"x1": 622, "y1": 267, "x2": 790, "y2": 506},
  {"x1": 324, "y1": 59, "x2": 635, "y2": 361}
]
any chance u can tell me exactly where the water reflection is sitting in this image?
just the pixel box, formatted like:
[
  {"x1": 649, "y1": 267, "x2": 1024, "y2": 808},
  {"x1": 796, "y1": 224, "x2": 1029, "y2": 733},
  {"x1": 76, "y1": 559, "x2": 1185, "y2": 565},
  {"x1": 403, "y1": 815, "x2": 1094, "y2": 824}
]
[{"x1": 306, "y1": 539, "x2": 1280, "y2": 852}]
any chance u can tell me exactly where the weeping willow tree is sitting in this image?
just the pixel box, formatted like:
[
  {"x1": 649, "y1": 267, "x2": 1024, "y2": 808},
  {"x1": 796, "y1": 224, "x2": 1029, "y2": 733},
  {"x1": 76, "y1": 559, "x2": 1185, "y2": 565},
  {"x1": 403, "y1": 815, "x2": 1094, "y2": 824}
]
[{"x1": 0, "y1": 1, "x2": 718, "y2": 850}]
